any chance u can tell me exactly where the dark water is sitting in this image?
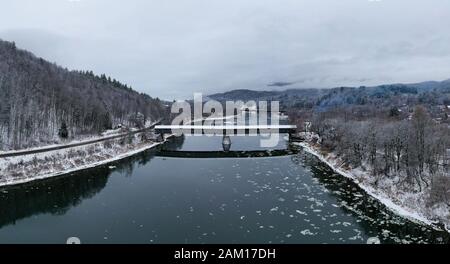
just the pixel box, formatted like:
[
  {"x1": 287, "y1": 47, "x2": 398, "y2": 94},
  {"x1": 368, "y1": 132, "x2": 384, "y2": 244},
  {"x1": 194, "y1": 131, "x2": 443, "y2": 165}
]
[{"x1": 0, "y1": 134, "x2": 449, "y2": 244}]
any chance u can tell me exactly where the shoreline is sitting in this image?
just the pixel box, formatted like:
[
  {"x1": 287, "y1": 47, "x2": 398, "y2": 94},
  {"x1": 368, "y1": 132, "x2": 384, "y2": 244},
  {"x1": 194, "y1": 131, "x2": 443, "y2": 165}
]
[
  {"x1": 0, "y1": 137, "x2": 171, "y2": 188},
  {"x1": 296, "y1": 142, "x2": 450, "y2": 234}
]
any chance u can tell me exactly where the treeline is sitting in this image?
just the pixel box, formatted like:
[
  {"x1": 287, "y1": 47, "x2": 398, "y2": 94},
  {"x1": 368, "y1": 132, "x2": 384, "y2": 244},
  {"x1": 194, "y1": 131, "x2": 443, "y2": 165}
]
[
  {"x1": 209, "y1": 82, "x2": 450, "y2": 116},
  {"x1": 0, "y1": 40, "x2": 168, "y2": 150},
  {"x1": 301, "y1": 105, "x2": 449, "y2": 203},
  {"x1": 315, "y1": 84, "x2": 450, "y2": 111}
]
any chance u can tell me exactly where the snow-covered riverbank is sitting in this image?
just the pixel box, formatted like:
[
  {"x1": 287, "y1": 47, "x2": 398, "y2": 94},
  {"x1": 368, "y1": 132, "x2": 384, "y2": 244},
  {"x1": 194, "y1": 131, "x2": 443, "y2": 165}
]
[
  {"x1": 0, "y1": 134, "x2": 170, "y2": 187},
  {"x1": 296, "y1": 141, "x2": 450, "y2": 233}
]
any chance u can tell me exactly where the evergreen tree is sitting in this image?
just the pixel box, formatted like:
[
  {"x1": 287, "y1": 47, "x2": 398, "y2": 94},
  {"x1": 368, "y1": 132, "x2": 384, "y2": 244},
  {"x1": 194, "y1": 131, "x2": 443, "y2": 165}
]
[{"x1": 59, "y1": 121, "x2": 69, "y2": 139}]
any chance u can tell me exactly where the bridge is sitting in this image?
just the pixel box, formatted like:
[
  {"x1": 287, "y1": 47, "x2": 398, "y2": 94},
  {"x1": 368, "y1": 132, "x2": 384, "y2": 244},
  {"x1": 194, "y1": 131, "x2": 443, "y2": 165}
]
[
  {"x1": 154, "y1": 124, "x2": 298, "y2": 148},
  {"x1": 154, "y1": 125, "x2": 297, "y2": 135}
]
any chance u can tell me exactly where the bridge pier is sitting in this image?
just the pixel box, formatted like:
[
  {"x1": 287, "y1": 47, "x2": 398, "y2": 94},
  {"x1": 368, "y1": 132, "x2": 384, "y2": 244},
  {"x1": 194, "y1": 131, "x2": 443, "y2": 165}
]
[
  {"x1": 288, "y1": 131, "x2": 295, "y2": 142},
  {"x1": 222, "y1": 135, "x2": 232, "y2": 152}
]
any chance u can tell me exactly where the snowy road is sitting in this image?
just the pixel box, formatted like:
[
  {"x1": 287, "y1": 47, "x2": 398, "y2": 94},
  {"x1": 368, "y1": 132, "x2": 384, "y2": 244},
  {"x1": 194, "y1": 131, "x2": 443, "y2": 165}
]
[{"x1": 0, "y1": 120, "x2": 162, "y2": 158}]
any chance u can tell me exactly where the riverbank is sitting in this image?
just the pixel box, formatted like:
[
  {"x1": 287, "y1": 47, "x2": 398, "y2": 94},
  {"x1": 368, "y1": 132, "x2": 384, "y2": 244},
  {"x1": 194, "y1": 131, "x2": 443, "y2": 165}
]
[
  {"x1": 296, "y1": 141, "x2": 450, "y2": 233},
  {"x1": 0, "y1": 133, "x2": 170, "y2": 187}
]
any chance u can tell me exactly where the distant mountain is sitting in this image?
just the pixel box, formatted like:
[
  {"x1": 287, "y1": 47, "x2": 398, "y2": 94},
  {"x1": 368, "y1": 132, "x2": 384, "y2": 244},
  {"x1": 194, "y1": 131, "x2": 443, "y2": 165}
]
[
  {"x1": 406, "y1": 79, "x2": 450, "y2": 92},
  {"x1": 208, "y1": 89, "x2": 327, "y2": 108},
  {"x1": 208, "y1": 80, "x2": 450, "y2": 111},
  {"x1": 0, "y1": 40, "x2": 168, "y2": 150},
  {"x1": 316, "y1": 81, "x2": 450, "y2": 110}
]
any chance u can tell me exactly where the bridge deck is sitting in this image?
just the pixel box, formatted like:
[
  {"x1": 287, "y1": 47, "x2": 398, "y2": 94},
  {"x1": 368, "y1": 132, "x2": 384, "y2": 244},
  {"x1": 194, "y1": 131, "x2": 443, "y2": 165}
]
[{"x1": 155, "y1": 125, "x2": 297, "y2": 134}]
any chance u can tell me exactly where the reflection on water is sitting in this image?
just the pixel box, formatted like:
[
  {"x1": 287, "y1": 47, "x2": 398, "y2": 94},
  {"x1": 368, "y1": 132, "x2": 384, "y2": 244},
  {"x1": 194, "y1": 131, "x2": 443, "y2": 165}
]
[
  {"x1": 0, "y1": 135, "x2": 448, "y2": 244},
  {"x1": 0, "y1": 150, "x2": 156, "y2": 238},
  {"x1": 0, "y1": 167, "x2": 109, "y2": 229}
]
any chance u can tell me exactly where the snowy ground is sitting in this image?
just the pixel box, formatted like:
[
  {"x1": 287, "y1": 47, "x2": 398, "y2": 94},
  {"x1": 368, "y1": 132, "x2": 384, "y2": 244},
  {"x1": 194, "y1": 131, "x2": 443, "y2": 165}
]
[
  {"x1": 0, "y1": 133, "x2": 169, "y2": 187},
  {"x1": 296, "y1": 139, "x2": 450, "y2": 233}
]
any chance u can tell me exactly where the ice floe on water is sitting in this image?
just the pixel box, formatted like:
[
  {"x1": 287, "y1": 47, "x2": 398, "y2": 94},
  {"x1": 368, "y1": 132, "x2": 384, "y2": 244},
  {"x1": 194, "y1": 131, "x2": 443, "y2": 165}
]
[
  {"x1": 296, "y1": 210, "x2": 307, "y2": 216},
  {"x1": 270, "y1": 207, "x2": 279, "y2": 212},
  {"x1": 300, "y1": 229, "x2": 316, "y2": 236}
]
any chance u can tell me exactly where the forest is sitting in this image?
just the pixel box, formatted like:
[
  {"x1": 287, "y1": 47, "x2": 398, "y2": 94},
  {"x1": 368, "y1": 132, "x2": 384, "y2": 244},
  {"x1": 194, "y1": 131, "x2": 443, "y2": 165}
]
[
  {"x1": 0, "y1": 40, "x2": 168, "y2": 150},
  {"x1": 315, "y1": 107, "x2": 446, "y2": 192}
]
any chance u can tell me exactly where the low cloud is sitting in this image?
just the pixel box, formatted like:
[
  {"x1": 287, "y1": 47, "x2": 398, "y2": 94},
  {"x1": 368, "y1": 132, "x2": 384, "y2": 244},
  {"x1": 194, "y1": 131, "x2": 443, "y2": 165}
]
[{"x1": 267, "y1": 82, "x2": 296, "y2": 87}]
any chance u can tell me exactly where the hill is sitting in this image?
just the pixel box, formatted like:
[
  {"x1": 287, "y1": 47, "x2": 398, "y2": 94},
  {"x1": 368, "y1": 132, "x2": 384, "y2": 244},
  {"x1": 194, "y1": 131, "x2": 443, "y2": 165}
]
[
  {"x1": 208, "y1": 81, "x2": 450, "y2": 111},
  {"x1": 0, "y1": 40, "x2": 167, "y2": 150}
]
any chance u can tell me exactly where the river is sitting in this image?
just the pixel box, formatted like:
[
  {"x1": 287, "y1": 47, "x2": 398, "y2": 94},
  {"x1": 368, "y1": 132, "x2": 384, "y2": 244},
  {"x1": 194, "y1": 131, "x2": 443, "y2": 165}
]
[{"x1": 0, "y1": 134, "x2": 448, "y2": 244}]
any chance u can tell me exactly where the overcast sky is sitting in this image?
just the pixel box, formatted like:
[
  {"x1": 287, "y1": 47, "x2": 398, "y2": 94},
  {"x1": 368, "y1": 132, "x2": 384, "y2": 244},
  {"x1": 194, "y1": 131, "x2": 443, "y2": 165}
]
[{"x1": 1, "y1": 0, "x2": 450, "y2": 100}]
